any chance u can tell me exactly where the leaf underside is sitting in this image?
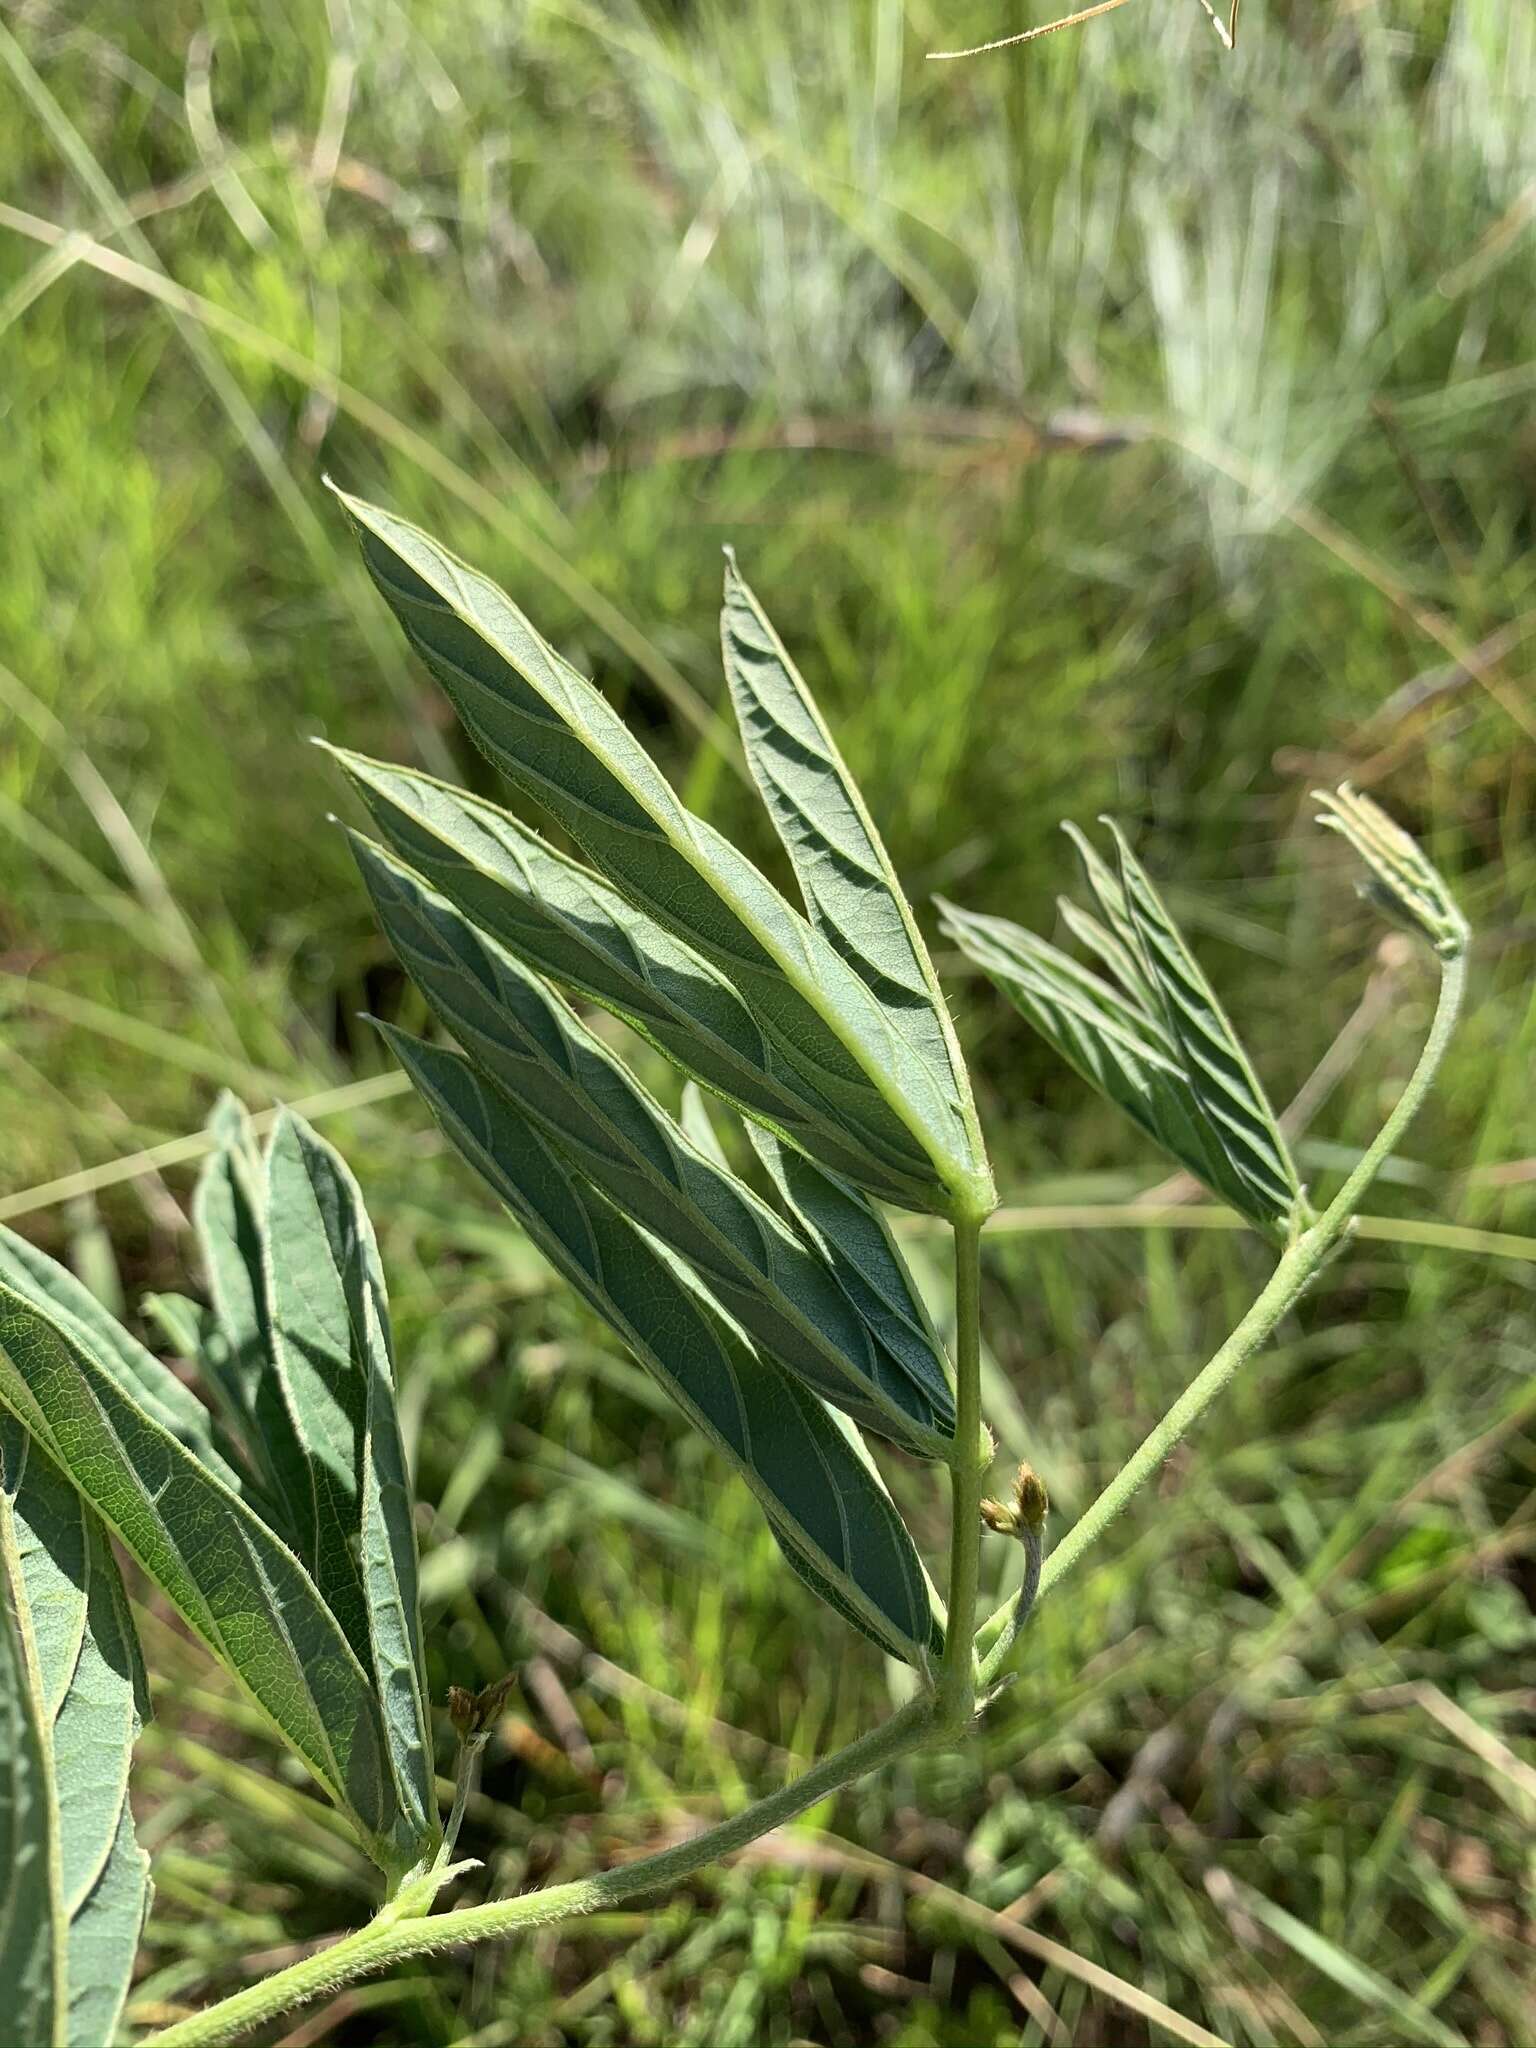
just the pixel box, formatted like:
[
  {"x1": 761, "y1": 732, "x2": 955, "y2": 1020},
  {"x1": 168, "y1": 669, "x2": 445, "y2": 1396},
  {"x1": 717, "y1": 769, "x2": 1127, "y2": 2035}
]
[
  {"x1": 940, "y1": 824, "x2": 1302, "y2": 1238},
  {"x1": 334, "y1": 487, "x2": 989, "y2": 1219},
  {"x1": 0, "y1": 1228, "x2": 426, "y2": 1878},
  {"x1": 352, "y1": 836, "x2": 954, "y2": 1455},
  {"x1": 1, "y1": 1417, "x2": 150, "y2": 2048},
  {"x1": 383, "y1": 1027, "x2": 942, "y2": 1667}
]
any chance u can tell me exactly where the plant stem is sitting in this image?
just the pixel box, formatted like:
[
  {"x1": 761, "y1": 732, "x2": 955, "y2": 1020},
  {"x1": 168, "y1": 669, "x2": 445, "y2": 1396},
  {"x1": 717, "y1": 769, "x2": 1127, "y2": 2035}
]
[
  {"x1": 938, "y1": 1215, "x2": 985, "y2": 1730},
  {"x1": 145, "y1": 1695, "x2": 935, "y2": 2048},
  {"x1": 147, "y1": 955, "x2": 1465, "y2": 2048},
  {"x1": 990, "y1": 949, "x2": 1468, "y2": 1626}
]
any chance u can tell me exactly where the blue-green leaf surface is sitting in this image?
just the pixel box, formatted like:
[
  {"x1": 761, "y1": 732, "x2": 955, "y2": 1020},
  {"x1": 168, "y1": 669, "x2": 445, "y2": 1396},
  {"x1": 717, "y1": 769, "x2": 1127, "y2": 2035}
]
[
  {"x1": 261, "y1": 1114, "x2": 436, "y2": 1854},
  {"x1": 941, "y1": 820, "x2": 1306, "y2": 1241},
  {"x1": 719, "y1": 553, "x2": 984, "y2": 1167},
  {"x1": 334, "y1": 489, "x2": 991, "y2": 1220},
  {"x1": 0, "y1": 1273, "x2": 411, "y2": 1876},
  {"x1": 354, "y1": 841, "x2": 954, "y2": 1455},
  {"x1": 0, "y1": 1420, "x2": 149, "y2": 2048},
  {"x1": 383, "y1": 1027, "x2": 941, "y2": 1666},
  {"x1": 328, "y1": 749, "x2": 928, "y2": 1206}
]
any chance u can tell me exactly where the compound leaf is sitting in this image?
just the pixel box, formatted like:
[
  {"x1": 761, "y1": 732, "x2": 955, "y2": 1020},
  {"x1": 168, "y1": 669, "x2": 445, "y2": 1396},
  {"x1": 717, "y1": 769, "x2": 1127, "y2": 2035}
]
[
  {"x1": 262, "y1": 1114, "x2": 436, "y2": 1855},
  {"x1": 383, "y1": 1027, "x2": 941, "y2": 1667},
  {"x1": 0, "y1": 1226, "x2": 254, "y2": 1506},
  {"x1": 1102, "y1": 824, "x2": 1300, "y2": 1230},
  {"x1": 0, "y1": 1273, "x2": 411, "y2": 1876},
  {"x1": 355, "y1": 841, "x2": 953, "y2": 1455},
  {"x1": 334, "y1": 488, "x2": 990, "y2": 1220},
  {"x1": 328, "y1": 750, "x2": 929, "y2": 1205}
]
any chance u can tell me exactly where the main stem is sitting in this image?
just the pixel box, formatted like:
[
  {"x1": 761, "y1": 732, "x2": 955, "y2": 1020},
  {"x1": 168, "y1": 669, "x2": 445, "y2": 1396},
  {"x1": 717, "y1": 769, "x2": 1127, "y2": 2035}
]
[{"x1": 150, "y1": 958, "x2": 1464, "y2": 2048}]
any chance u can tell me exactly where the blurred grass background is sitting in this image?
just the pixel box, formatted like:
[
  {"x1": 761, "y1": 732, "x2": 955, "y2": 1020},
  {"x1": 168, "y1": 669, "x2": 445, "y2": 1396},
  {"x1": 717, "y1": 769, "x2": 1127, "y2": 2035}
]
[{"x1": 2, "y1": 0, "x2": 1534, "y2": 2041}]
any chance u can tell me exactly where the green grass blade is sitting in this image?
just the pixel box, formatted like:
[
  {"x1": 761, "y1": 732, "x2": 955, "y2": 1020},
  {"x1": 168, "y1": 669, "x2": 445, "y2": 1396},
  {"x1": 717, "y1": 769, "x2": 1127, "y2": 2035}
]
[
  {"x1": 0, "y1": 1420, "x2": 149, "y2": 2048},
  {"x1": 0, "y1": 1277, "x2": 407, "y2": 1875},
  {"x1": 382, "y1": 1026, "x2": 941, "y2": 1668},
  {"x1": 334, "y1": 488, "x2": 987, "y2": 1219},
  {"x1": 353, "y1": 839, "x2": 954, "y2": 1455},
  {"x1": 261, "y1": 1114, "x2": 437, "y2": 1856},
  {"x1": 719, "y1": 551, "x2": 985, "y2": 1164},
  {"x1": 328, "y1": 749, "x2": 926, "y2": 1204}
]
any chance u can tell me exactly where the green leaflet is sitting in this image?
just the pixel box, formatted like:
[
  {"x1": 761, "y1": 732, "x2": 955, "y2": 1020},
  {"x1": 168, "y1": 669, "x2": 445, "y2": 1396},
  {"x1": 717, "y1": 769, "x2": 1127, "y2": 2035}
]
[
  {"x1": 334, "y1": 488, "x2": 992, "y2": 1222},
  {"x1": 0, "y1": 1421, "x2": 149, "y2": 2048},
  {"x1": 383, "y1": 1027, "x2": 942, "y2": 1668},
  {"x1": 719, "y1": 553, "x2": 984, "y2": 1167},
  {"x1": 191, "y1": 1093, "x2": 280, "y2": 1469},
  {"x1": 743, "y1": 1123, "x2": 951, "y2": 1410},
  {"x1": 327, "y1": 750, "x2": 925, "y2": 1206},
  {"x1": 0, "y1": 1272, "x2": 412, "y2": 1876},
  {"x1": 0, "y1": 1225, "x2": 255, "y2": 1505},
  {"x1": 260, "y1": 1114, "x2": 437, "y2": 1852},
  {"x1": 353, "y1": 839, "x2": 954, "y2": 1455},
  {"x1": 1099, "y1": 824, "x2": 1302, "y2": 1232},
  {"x1": 940, "y1": 824, "x2": 1305, "y2": 1240}
]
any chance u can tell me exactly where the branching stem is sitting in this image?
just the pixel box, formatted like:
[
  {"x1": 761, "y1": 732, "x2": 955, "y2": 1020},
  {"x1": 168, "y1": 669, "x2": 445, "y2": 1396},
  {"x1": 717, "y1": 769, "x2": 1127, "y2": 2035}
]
[{"x1": 147, "y1": 953, "x2": 1465, "y2": 2048}]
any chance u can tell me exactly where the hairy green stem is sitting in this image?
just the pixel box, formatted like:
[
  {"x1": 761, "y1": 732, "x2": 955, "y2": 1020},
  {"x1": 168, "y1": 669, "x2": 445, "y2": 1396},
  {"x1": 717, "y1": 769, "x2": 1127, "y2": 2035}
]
[
  {"x1": 938, "y1": 1216, "x2": 985, "y2": 1729},
  {"x1": 145, "y1": 1696, "x2": 935, "y2": 2048}
]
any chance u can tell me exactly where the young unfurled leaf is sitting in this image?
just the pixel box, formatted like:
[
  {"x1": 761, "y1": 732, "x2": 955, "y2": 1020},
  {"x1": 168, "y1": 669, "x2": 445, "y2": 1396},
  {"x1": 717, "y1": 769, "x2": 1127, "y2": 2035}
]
[
  {"x1": 383, "y1": 1028, "x2": 943, "y2": 1667},
  {"x1": 327, "y1": 750, "x2": 927, "y2": 1206},
  {"x1": 332, "y1": 488, "x2": 993, "y2": 1222},
  {"x1": 0, "y1": 1271, "x2": 416, "y2": 1877},
  {"x1": 260, "y1": 1114, "x2": 437, "y2": 1853},
  {"x1": 1313, "y1": 784, "x2": 1469, "y2": 960},
  {"x1": 0, "y1": 1421, "x2": 149, "y2": 2048},
  {"x1": 719, "y1": 552, "x2": 984, "y2": 1159},
  {"x1": 353, "y1": 840, "x2": 955, "y2": 1455},
  {"x1": 191, "y1": 1092, "x2": 277, "y2": 1462},
  {"x1": 940, "y1": 821, "x2": 1306, "y2": 1241},
  {"x1": 1101, "y1": 823, "x2": 1301, "y2": 1231}
]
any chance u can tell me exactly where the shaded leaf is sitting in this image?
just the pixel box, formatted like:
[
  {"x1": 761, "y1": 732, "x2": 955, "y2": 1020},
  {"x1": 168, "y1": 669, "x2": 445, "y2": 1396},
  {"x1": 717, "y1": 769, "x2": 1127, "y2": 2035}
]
[
  {"x1": 328, "y1": 749, "x2": 924, "y2": 1204},
  {"x1": 1102, "y1": 823, "x2": 1301, "y2": 1230},
  {"x1": 355, "y1": 840, "x2": 953, "y2": 1454},
  {"x1": 0, "y1": 1419, "x2": 149, "y2": 2048},
  {"x1": 0, "y1": 1272, "x2": 413, "y2": 1876},
  {"x1": 262, "y1": 1114, "x2": 436, "y2": 1854},
  {"x1": 138, "y1": 1291, "x2": 205, "y2": 1360},
  {"x1": 334, "y1": 489, "x2": 991, "y2": 1220},
  {"x1": 744, "y1": 1123, "x2": 952, "y2": 1416},
  {"x1": 383, "y1": 1027, "x2": 942, "y2": 1666},
  {"x1": 190, "y1": 1091, "x2": 277, "y2": 1462},
  {"x1": 720, "y1": 552, "x2": 982, "y2": 1153}
]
